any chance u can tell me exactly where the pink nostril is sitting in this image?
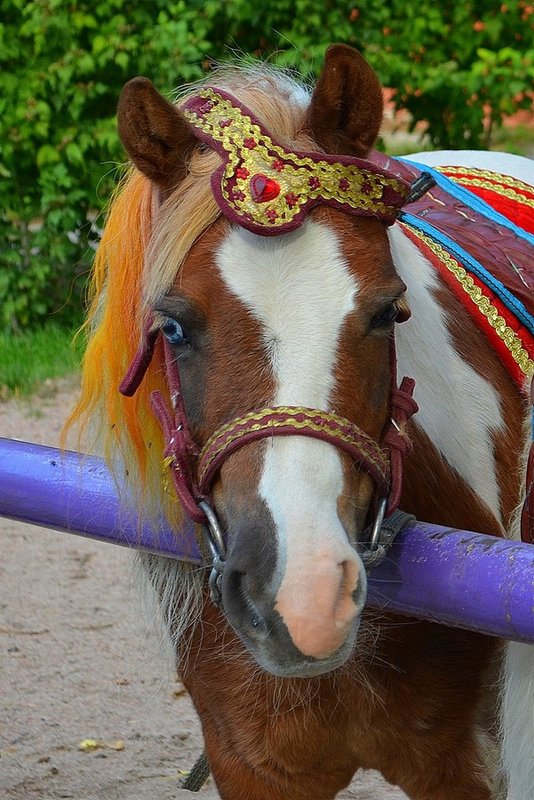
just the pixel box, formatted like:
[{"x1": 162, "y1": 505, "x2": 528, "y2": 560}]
[
  {"x1": 275, "y1": 552, "x2": 365, "y2": 659},
  {"x1": 334, "y1": 558, "x2": 360, "y2": 625}
]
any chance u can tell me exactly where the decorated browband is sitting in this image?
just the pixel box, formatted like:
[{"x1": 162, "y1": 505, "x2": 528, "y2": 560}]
[{"x1": 181, "y1": 88, "x2": 413, "y2": 235}]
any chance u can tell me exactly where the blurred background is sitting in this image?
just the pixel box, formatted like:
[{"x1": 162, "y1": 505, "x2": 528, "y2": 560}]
[{"x1": 1, "y1": 0, "x2": 533, "y2": 394}]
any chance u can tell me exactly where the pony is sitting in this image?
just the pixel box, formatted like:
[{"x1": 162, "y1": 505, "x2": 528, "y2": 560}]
[{"x1": 68, "y1": 45, "x2": 534, "y2": 799}]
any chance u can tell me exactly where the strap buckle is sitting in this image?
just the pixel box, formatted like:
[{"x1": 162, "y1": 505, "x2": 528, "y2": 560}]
[
  {"x1": 198, "y1": 500, "x2": 226, "y2": 606},
  {"x1": 360, "y1": 500, "x2": 416, "y2": 570},
  {"x1": 361, "y1": 496, "x2": 388, "y2": 569}
]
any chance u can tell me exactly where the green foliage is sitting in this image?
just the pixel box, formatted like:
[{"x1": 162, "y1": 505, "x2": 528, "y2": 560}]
[
  {"x1": 1, "y1": 0, "x2": 532, "y2": 332},
  {"x1": 0, "y1": 0, "x2": 213, "y2": 333}
]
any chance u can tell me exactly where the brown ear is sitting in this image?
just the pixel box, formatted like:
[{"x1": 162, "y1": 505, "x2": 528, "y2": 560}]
[
  {"x1": 117, "y1": 77, "x2": 197, "y2": 188},
  {"x1": 305, "y1": 45, "x2": 383, "y2": 157}
]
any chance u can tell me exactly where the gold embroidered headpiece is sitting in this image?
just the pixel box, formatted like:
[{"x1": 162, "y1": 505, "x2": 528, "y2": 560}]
[{"x1": 181, "y1": 88, "x2": 411, "y2": 235}]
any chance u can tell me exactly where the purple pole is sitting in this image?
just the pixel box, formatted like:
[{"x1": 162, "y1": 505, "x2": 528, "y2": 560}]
[
  {"x1": 0, "y1": 436, "x2": 201, "y2": 563},
  {"x1": 366, "y1": 524, "x2": 534, "y2": 644},
  {"x1": 1, "y1": 437, "x2": 533, "y2": 643}
]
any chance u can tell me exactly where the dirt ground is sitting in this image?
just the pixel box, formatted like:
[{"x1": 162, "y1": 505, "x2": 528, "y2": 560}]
[{"x1": 0, "y1": 377, "x2": 408, "y2": 800}]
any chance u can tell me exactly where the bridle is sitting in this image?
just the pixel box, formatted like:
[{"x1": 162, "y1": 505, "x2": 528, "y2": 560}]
[{"x1": 118, "y1": 86, "x2": 432, "y2": 603}]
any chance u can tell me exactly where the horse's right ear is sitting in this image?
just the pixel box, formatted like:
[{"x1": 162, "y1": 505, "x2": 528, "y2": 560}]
[{"x1": 117, "y1": 77, "x2": 197, "y2": 188}]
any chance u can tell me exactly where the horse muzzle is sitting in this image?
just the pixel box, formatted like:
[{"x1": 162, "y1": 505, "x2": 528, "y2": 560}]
[{"x1": 204, "y1": 500, "x2": 368, "y2": 678}]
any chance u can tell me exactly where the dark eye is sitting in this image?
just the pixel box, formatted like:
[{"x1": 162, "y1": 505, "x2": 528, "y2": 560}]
[
  {"x1": 371, "y1": 303, "x2": 400, "y2": 329},
  {"x1": 161, "y1": 318, "x2": 188, "y2": 346}
]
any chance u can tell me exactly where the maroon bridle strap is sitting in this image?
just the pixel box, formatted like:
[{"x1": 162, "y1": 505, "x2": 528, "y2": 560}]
[
  {"x1": 384, "y1": 377, "x2": 417, "y2": 514},
  {"x1": 197, "y1": 406, "x2": 391, "y2": 497},
  {"x1": 120, "y1": 326, "x2": 418, "y2": 525},
  {"x1": 120, "y1": 329, "x2": 206, "y2": 524}
]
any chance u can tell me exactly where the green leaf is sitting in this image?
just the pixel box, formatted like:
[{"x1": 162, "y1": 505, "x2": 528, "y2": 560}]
[
  {"x1": 65, "y1": 142, "x2": 84, "y2": 166},
  {"x1": 36, "y1": 144, "x2": 60, "y2": 167}
]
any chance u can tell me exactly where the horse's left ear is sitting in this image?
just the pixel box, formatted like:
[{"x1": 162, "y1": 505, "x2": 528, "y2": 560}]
[{"x1": 304, "y1": 45, "x2": 383, "y2": 157}]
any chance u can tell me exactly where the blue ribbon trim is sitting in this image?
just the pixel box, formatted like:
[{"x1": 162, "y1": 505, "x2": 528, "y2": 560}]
[
  {"x1": 399, "y1": 212, "x2": 534, "y2": 337},
  {"x1": 400, "y1": 159, "x2": 534, "y2": 248}
]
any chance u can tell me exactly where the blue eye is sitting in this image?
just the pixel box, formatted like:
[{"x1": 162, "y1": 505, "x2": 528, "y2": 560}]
[{"x1": 161, "y1": 318, "x2": 187, "y2": 346}]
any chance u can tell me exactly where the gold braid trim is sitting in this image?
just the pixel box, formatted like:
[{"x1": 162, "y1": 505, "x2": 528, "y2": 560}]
[
  {"x1": 198, "y1": 406, "x2": 389, "y2": 485},
  {"x1": 436, "y1": 167, "x2": 534, "y2": 208},
  {"x1": 400, "y1": 223, "x2": 534, "y2": 379},
  {"x1": 183, "y1": 88, "x2": 408, "y2": 227}
]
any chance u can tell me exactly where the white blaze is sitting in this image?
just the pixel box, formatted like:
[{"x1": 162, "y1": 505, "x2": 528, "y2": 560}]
[{"x1": 215, "y1": 221, "x2": 362, "y2": 617}]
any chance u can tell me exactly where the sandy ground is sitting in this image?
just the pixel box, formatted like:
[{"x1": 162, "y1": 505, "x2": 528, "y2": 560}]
[{"x1": 0, "y1": 377, "x2": 408, "y2": 800}]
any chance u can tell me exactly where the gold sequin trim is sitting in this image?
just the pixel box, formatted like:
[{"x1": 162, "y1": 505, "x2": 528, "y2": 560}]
[
  {"x1": 401, "y1": 223, "x2": 534, "y2": 378},
  {"x1": 183, "y1": 88, "x2": 408, "y2": 228},
  {"x1": 436, "y1": 167, "x2": 534, "y2": 208}
]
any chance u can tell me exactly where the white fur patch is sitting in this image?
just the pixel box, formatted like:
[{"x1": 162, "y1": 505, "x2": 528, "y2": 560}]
[
  {"x1": 407, "y1": 150, "x2": 534, "y2": 186},
  {"x1": 406, "y1": 150, "x2": 534, "y2": 800},
  {"x1": 215, "y1": 221, "x2": 363, "y2": 599},
  {"x1": 502, "y1": 641, "x2": 534, "y2": 800},
  {"x1": 388, "y1": 224, "x2": 504, "y2": 522}
]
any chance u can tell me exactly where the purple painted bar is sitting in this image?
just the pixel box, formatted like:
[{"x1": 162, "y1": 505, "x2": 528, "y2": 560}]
[
  {"x1": 366, "y1": 524, "x2": 534, "y2": 643},
  {"x1": 1, "y1": 437, "x2": 533, "y2": 643},
  {"x1": 0, "y1": 437, "x2": 201, "y2": 563}
]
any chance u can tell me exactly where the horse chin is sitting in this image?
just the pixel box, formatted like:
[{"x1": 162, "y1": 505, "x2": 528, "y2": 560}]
[
  {"x1": 255, "y1": 633, "x2": 359, "y2": 679},
  {"x1": 228, "y1": 610, "x2": 362, "y2": 679}
]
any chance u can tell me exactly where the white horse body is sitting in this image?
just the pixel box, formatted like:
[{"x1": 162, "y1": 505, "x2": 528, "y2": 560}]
[{"x1": 394, "y1": 149, "x2": 534, "y2": 800}]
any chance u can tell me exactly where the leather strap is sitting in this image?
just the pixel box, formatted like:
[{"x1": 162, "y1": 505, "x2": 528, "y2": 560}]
[
  {"x1": 197, "y1": 405, "x2": 391, "y2": 498},
  {"x1": 383, "y1": 377, "x2": 418, "y2": 514},
  {"x1": 150, "y1": 339, "x2": 206, "y2": 524}
]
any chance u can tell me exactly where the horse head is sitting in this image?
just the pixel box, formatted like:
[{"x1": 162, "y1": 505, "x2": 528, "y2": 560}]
[{"x1": 115, "y1": 45, "x2": 415, "y2": 678}]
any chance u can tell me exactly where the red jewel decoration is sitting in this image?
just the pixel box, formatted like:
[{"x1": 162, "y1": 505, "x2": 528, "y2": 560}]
[
  {"x1": 219, "y1": 118, "x2": 232, "y2": 128},
  {"x1": 309, "y1": 176, "x2": 321, "y2": 189},
  {"x1": 339, "y1": 177, "x2": 350, "y2": 191},
  {"x1": 265, "y1": 209, "x2": 278, "y2": 222},
  {"x1": 243, "y1": 137, "x2": 257, "y2": 149},
  {"x1": 285, "y1": 192, "x2": 299, "y2": 208},
  {"x1": 236, "y1": 167, "x2": 250, "y2": 179},
  {"x1": 250, "y1": 173, "x2": 281, "y2": 203},
  {"x1": 272, "y1": 159, "x2": 285, "y2": 172}
]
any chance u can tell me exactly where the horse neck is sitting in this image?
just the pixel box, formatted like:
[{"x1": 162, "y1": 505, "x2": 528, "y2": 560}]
[{"x1": 388, "y1": 224, "x2": 525, "y2": 536}]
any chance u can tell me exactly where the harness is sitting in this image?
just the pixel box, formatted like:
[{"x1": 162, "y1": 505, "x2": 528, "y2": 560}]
[{"x1": 120, "y1": 329, "x2": 418, "y2": 601}]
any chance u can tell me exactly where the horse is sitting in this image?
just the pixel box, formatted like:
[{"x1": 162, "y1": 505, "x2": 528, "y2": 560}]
[{"x1": 67, "y1": 44, "x2": 534, "y2": 799}]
